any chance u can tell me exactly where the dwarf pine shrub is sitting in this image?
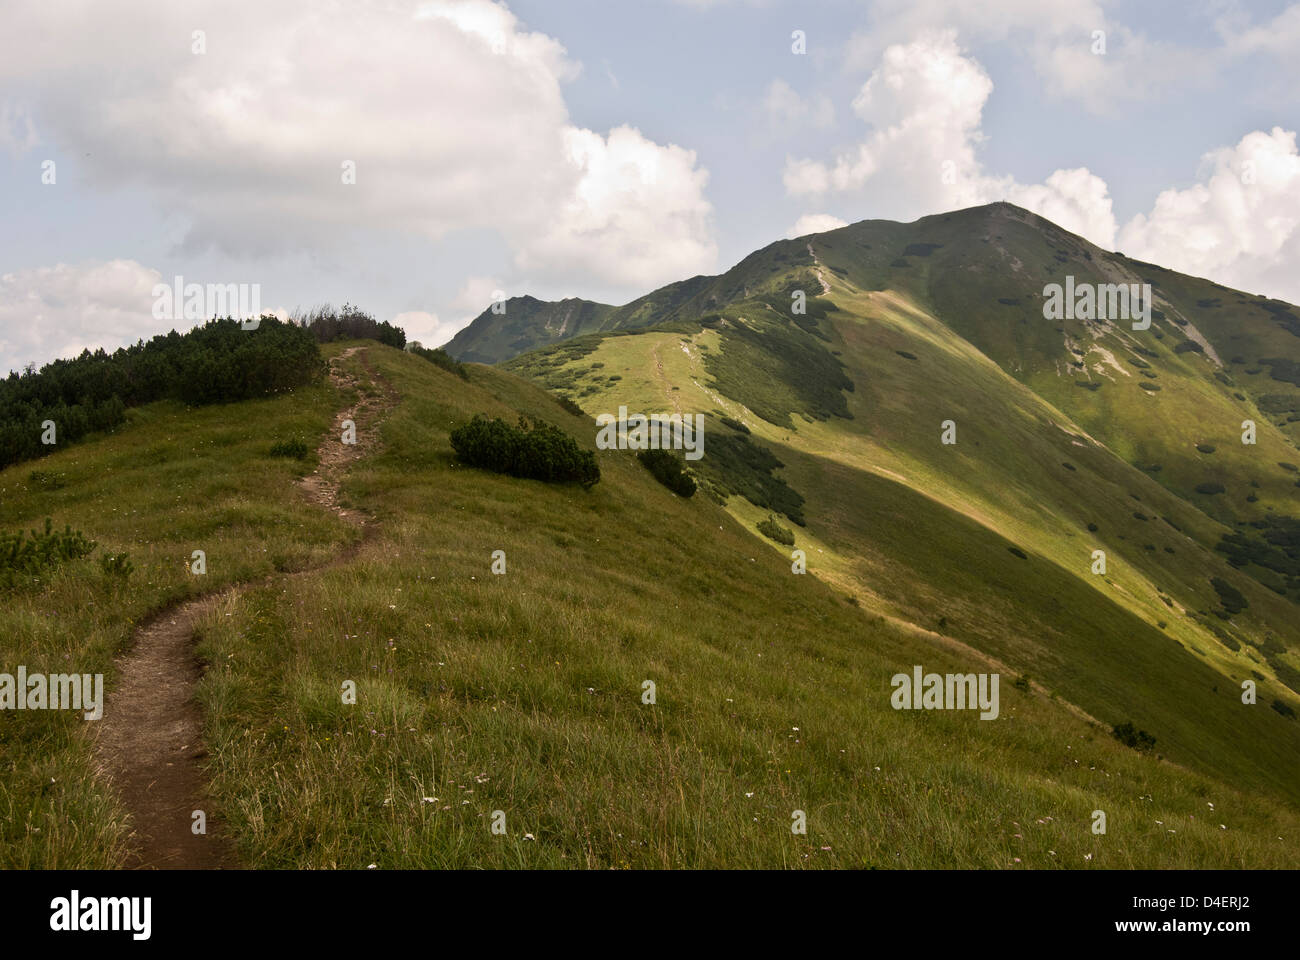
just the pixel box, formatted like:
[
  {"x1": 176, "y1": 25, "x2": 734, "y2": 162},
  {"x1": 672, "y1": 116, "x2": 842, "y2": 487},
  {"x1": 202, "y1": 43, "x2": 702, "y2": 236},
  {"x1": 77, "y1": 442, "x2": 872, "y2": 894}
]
[
  {"x1": 638, "y1": 449, "x2": 696, "y2": 498},
  {"x1": 450, "y1": 415, "x2": 599, "y2": 488},
  {"x1": 1112, "y1": 720, "x2": 1157, "y2": 753},
  {"x1": 756, "y1": 514, "x2": 795, "y2": 546},
  {"x1": 0, "y1": 518, "x2": 98, "y2": 588}
]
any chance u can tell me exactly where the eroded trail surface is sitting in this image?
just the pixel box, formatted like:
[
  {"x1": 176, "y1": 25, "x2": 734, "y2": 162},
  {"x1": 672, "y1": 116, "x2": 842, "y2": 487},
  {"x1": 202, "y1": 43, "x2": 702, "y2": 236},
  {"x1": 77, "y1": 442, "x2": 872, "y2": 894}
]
[
  {"x1": 297, "y1": 346, "x2": 393, "y2": 535},
  {"x1": 93, "y1": 346, "x2": 394, "y2": 868}
]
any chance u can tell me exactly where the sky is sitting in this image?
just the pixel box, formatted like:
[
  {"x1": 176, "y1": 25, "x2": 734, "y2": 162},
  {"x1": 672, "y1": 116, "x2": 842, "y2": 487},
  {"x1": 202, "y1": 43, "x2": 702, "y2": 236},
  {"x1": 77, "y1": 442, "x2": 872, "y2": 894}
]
[{"x1": 1, "y1": 0, "x2": 1298, "y2": 375}]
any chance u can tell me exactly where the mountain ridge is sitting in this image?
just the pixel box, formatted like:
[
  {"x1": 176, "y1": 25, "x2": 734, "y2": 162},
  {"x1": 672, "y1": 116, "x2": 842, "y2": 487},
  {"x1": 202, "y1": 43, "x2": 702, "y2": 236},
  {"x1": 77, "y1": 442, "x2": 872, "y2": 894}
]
[
  {"x1": 446, "y1": 201, "x2": 1297, "y2": 366},
  {"x1": 490, "y1": 200, "x2": 1300, "y2": 806}
]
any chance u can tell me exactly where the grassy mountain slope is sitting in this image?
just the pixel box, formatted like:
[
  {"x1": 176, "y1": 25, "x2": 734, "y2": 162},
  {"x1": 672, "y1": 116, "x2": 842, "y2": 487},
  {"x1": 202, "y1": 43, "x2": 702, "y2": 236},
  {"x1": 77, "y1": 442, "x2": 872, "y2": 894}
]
[
  {"x1": 444, "y1": 296, "x2": 616, "y2": 364},
  {"x1": 5, "y1": 341, "x2": 1300, "y2": 867},
  {"x1": 444, "y1": 254, "x2": 798, "y2": 365},
  {"x1": 500, "y1": 203, "x2": 1300, "y2": 809}
]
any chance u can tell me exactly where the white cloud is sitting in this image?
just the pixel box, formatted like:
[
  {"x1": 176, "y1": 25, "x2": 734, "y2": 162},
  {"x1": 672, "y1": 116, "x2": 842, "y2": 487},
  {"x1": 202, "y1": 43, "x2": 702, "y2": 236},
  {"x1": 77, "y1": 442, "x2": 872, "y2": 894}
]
[
  {"x1": 844, "y1": 0, "x2": 1205, "y2": 113},
  {"x1": 785, "y1": 32, "x2": 1117, "y2": 247},
  {"x1": 1118, "y1": 127, "x2": 1300, "y2": 303},
  {"x1": 783, "y1": 157, "x2": 832, "y2": 196},
  {"x1": 0, "y1": 260, "x2": 302, "y2": 374},
  {"x1": 762, "y1": 79, "x2": 834, "y2": 130},
  {"x1": 1001, "y1": 169, "x2": 1117, "y2": 254},
  {"x1": 518, "y1": 125, "x2": 715, "y2": 288},
  {"x1": 0, "y1": 261, "x2": 164, "y2": 374},
  {"x1": 451, "y1": 275, "x2": 504, "y2": 315},
  {"x1": 787, "y1": 214, "x2": 848, "y2": 238},
  {"x1": 670, "y1": 0, "x2": 769, "y2": 7},
  {"x1": 1220, "y1": 3, "x2": 1300, "y2": 55},
  {"x1": 393, "y1": 310, "x2": 463, "y2": 349},
  {"x1": 786, "y1": 30, "x2": 1300, "y2": 304},
  {"x1": 0, "y1": 102, "x2": 38, "y2": 155},
  {"x1": 0, "y1": 0, "x2": 716, "y2": 294}
]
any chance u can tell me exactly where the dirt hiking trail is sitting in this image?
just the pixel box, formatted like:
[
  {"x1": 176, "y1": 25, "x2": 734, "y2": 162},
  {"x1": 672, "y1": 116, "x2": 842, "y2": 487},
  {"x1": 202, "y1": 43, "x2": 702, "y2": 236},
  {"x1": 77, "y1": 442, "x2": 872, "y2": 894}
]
[{"x1": 92, "y1": 346, "x2": 394, "y2": 868}]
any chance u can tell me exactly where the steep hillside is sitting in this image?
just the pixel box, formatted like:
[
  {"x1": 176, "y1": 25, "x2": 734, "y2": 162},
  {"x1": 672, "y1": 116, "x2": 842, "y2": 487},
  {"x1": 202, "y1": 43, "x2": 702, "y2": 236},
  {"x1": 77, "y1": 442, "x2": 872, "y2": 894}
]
[
  {"x1": 445, "y1": 296, "x2": 616, "y2": 364},
  {"x1": 446, "y1": 267, "x2": 768, "y2": 364},
  {"x1": 5, "y1": 340, "x2": 1300, "y2": 868},
  {"x1": 501, "y1": 203, "x2": 1300, "y2": 808}
]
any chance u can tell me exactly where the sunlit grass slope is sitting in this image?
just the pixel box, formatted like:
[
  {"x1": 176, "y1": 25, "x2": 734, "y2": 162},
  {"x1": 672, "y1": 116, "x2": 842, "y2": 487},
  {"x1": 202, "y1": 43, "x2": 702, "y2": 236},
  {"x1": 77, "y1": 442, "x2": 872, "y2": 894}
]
[
  {"x1": 502, "y1": 207, "x2": 1300, "y2": 812},
  {"x1": 184, "y1": 344, "x2": 1300, "y2": 868}
]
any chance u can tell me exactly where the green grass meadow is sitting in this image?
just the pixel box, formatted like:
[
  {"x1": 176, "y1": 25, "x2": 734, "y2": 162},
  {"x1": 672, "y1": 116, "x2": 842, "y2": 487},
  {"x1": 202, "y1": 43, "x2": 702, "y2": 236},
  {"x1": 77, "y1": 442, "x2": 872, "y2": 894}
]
[{"x1": 3, "y1": 332, "x2": 1299, "y2": 869}]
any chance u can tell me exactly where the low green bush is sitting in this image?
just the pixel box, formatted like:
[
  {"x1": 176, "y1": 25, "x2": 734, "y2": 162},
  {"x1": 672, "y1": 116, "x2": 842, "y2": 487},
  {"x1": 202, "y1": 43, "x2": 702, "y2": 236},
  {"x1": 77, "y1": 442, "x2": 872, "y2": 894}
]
[
  {"x1": 408, "y1": 343, "x2": 469, "y2": 380},
  {"x1": 553, "y1": 394, "x2": 587, "y2": 417},
  {"x1": 638, "y1": 449, "x2": 696, "y2": 498},
  {"x1": 0, "y1": 518, "x2": 98, "y2": 588},
  {"x1": 1210, "y1": 576, "x2": 1248, "y2": 614},
  {"x1": 756, "y1": 514, "x2": 795, "y2": 546},
  {"x1": 1112, "y1": 720, "x2": 1157, "y2": 753},
  {"x1": 450, "y1": 415, "x2": 599, "y2": 488},
  {"x1": 98, "y1": 552, "x2": 134, "y2": 580}
]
